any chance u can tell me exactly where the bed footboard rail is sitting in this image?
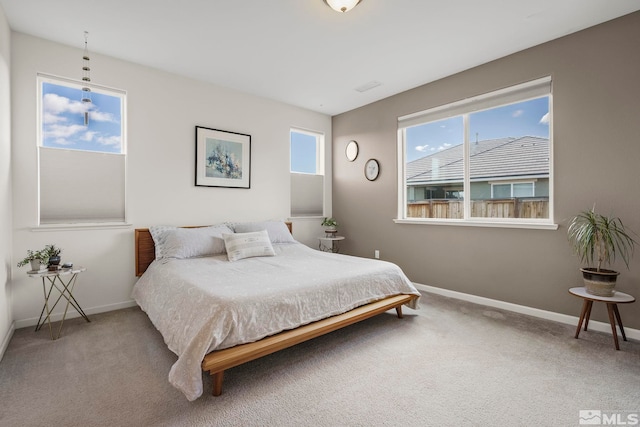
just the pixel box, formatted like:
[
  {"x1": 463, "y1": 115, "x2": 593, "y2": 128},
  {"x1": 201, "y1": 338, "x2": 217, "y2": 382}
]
[{"x1": 202, "y1": 293, "x2": 417, "y2": 396}]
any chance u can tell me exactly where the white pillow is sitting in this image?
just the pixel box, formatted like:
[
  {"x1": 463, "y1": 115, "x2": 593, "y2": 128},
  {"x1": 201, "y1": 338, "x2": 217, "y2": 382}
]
[
  {"x1": 223, "y1": 230, "x2": 276, "y2": 261},
  {"x1": 162, "y1": 225, "x2": 233, "y2": 259},
  {"x1": 149, "y1": 225, "x2": 178, "y2": 259},
  {"x1": 232, "y1": 221, "x2": 295, "y2": 243}
]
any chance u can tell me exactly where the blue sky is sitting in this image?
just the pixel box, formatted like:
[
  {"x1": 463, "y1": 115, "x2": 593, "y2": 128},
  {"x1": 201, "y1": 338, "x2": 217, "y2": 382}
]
[
  {"x1": 406, "y1": 96, "x2": 549, "y2": 162},
  {"x1": 42, "y1": 82, "x2": 123, "y2": 154},
  {"x1": 291, "y1": 131, "x2": 317, "y2": 173}
]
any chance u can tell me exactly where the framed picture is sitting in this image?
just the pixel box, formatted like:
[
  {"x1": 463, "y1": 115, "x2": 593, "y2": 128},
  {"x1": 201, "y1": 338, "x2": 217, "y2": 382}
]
[{"x1": 195, "y1": 126, "x2": 251, "y2": 188}]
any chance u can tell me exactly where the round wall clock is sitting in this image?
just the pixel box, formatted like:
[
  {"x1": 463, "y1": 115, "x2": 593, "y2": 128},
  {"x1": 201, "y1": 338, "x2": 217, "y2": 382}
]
[
  {"x1": 364, "y1": 158, "x2": 380, "y2": 181},
  {"x1": 345, "y1": 140, "x2": 359, "y2": 162}
]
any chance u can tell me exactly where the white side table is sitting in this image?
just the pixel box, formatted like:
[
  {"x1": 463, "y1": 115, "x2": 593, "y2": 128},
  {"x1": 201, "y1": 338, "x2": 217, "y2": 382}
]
[
  {"x1": 569, "y1": 286, "x2": 635, "y2": 350},
  {"x1": 28, "y1": 267, "x2": 90, "y2": 339},
  {"x1": 318, "y1": 236, "x2": 345, "y2": 253}
]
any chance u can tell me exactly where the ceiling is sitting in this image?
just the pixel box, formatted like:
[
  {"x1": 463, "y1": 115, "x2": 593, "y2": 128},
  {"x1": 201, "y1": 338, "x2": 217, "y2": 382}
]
[{"x1": 2, "y1": 0, "x2": 640, "y2": 116}]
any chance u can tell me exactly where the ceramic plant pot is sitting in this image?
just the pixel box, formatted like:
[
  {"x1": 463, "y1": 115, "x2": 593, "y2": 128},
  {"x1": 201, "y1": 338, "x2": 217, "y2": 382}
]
[{"x1": 581, "y1": 267, "x2": 619, "y2": 297}]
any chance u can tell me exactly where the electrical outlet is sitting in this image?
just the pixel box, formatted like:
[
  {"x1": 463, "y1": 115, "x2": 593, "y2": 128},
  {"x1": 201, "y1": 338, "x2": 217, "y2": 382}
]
[{"x1": 374, "y1": 250, "x2": 380, "y2": 259}]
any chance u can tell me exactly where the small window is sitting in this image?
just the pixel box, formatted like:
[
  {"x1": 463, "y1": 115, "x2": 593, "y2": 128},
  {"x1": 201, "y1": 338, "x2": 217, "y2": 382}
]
[
  {"x1": 491, "y1": 182, "x2": 534, "y2": 198},
  {"x1": 290, "y1": 129, "x2": 324, "y2": 217},
  {"x1": 37, "y1": 74, "x2": 126, "y2": 225}
]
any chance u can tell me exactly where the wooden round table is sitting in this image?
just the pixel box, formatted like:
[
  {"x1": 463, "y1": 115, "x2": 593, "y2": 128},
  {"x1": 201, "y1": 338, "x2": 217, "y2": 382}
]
[{"x1": 569, "y1": 287, "x2": 635, "y2": 350}]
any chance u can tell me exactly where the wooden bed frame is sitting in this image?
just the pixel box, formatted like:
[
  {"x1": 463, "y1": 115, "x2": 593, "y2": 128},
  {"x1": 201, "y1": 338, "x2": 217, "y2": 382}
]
[{"x1": 134, "y1": 223, "x2": 418, "y2": 396}]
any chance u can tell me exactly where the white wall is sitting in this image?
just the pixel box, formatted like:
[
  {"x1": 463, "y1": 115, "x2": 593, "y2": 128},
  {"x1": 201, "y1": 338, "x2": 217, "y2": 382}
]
[
  {"x1": 0, "y1": 5, "x2": 13, "y2": 357},
  {"x1": 10, "y1": 33, "x2": 331, "y2": 327}
]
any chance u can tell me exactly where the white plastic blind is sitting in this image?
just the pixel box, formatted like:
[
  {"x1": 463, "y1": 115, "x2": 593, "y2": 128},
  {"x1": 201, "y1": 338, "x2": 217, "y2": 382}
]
[
  {"x1": 290, "y1": 173, "x2": 323, "y2": 216},
  {"x1": 39, "y1": 147, "x2": 125, "y2": 224},
  {"x1": 398, "y1": 76, "x2": 551, "y2": 129}
]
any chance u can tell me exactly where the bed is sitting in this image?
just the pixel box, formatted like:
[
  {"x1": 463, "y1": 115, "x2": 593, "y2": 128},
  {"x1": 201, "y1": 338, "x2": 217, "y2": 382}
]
[{"x1": 132, "y1": 221, "x2": 420, "y2": 400}]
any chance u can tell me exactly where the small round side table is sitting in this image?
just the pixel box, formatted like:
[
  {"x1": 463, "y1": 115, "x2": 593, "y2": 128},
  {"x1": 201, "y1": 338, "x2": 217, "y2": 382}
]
[
  {"x1": 569, "y1": 286, "x2": 635, "y2": 350},
  {"x1": 28, "y1": 266, "x2": 90, "y2": 340},
  {"x1": 318, "y1": 236, "x2": 345, "y2": 253}
]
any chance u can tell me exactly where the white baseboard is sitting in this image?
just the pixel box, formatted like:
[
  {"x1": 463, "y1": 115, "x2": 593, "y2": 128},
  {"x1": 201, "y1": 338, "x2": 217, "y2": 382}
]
[
  {"x1": 13, "y1": 299, "x2": 138, "y2": 330},
  {"x1": 0, "y1": 321, "x2": 15, "y2": 362},
  {"x1": 414, "y1": 283, "x2": 640, "y2": 342}
]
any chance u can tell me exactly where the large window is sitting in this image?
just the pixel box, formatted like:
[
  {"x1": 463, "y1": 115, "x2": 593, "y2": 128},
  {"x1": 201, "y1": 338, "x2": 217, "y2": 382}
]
[
  {"x1": 38, "y1": 74, "x2": 126, "y2": 225},
  {"x1": 398, "y1": 77, "x2": 553, "y2": 226},
  {"x1": 290, "y1": 128, "x2": 324, "y2": 217}
]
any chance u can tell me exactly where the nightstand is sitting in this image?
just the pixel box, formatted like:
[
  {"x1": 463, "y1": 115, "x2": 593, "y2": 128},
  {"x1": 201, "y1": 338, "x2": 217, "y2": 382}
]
[
  {"x1": 318, "y1": 236, "x2": 345, "y2": 253},
  {"x1": 28, "y1": 267, "x2": 90, "y2": 339}
]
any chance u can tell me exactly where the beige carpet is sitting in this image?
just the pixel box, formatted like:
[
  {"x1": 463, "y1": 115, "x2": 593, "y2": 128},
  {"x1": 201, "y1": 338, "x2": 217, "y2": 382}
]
[{"x1": 1, "y1": 291, "x2": 639, "y2": 427}]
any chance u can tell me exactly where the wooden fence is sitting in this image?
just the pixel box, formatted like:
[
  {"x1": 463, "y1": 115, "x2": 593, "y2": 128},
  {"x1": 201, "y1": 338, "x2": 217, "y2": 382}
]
[{"x1": 407, "y1": 198, "x2": 549, "y2": 219}]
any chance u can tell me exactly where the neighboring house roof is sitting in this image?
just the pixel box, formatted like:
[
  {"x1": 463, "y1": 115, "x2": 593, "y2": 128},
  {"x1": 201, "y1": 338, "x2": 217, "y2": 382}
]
[{"x1": 406, "y1": 136, "x2": 549, "y2": 185}]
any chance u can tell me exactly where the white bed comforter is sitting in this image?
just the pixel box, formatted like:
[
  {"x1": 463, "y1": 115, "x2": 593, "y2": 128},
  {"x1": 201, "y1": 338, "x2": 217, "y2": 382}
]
[{"x1": 132, "y1": 242, "x2": 420, "y2": 400}]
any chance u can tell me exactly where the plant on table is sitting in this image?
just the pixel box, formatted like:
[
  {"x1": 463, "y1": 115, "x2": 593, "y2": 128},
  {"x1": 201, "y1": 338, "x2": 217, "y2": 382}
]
[
  {"x1": 43, "y1": 244, "x2": 63, "y2": 269},
  {"x1": 321, "y1": 217, "x2": 338, "y2": 229},
  {"x1": 567, "y1": 207, "x2": 636, "y2": 296},
  {"x1": 321, "y1": 217, "x2": 339, "y2": 237},
  {"x1": 17, "y1": 249, "x2": 49, "y2": 271}
]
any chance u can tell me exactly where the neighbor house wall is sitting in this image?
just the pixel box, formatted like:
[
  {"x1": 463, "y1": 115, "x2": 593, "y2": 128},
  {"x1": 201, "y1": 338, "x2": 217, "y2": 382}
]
[
  {"x1": 0, "y1": 5, "x2": 13, "y2": 358},
  {"x1": 10, "y1": 33, "x2": 331, "y2": 327},
  {"x1": 332, "y1": 12, "x2": 640, "y2": 328}
]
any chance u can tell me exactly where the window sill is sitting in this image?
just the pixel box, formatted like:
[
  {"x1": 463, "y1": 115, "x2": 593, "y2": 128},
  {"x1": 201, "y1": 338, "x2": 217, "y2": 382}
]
[
  {"x1": 393, "y1": 218, "x2": 558, "y2": 230},
  {"x1": 32, "y1": 222, "x2": 132, "y2": 232}
]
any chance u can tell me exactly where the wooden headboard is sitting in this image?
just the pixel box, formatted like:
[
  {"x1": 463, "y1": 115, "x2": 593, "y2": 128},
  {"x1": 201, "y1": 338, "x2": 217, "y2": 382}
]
[{"x1": 135, "y1": 222, "x2": 293, "y2": 277}]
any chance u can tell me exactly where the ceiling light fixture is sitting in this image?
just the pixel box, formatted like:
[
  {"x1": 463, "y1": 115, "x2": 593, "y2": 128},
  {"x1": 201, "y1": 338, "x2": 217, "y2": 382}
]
[{"x1": 323, "y1": 0, "x2": 362, "y2": 13}]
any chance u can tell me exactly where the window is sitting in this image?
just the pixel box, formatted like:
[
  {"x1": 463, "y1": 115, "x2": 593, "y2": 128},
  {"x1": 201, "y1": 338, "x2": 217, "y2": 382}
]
[
  {"x1": 398, "y1": 77, "x2": 552, "y2": 226},
  {"x1": 290, "y1": 128, "x2": 324, "y2": 217},
  {"x1": 491, "y1": 182, "x2": 534, "y2": 198},
  {"x1": 37, "y1": 74, "x2": 126, "y2": 225}
]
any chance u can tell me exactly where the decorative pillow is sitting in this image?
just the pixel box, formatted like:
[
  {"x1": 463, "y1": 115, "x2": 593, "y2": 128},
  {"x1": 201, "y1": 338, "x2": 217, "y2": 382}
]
[
  {"x1": 223, "y1": 230, "x2": 276, "y2": 261},
  {"x1": 149, "y1": 225, "x2": 178, "y2": 259},
  {"x1": 162, "y1": 225, "x2": 233, "y2": 259},
  {"x1": 231, "y1": 221, "x2": 295, "y2": 243}
]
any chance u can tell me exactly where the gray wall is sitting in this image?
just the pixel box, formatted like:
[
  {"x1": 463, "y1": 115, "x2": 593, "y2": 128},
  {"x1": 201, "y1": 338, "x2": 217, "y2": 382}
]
[{"x1": 332, "y1": 12, "x2": 640, "y2": 329}]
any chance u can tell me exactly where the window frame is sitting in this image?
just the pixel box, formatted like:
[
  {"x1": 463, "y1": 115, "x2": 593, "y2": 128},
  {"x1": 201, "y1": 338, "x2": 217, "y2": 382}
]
[
  {"x1": 36, "y1": 73, "x2": 128, "y2": 228},
  {"x1": 396, "y1": 77, "x2": 557, "y2": 230},
  {"x1": 289, "y1": 127, "x2": 326, "y2": 218}
]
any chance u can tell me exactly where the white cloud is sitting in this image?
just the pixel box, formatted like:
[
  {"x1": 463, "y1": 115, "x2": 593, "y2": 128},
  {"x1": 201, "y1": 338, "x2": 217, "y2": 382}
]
[
  {"x1": 42, "y1": 112, "x2": 67, "y2": 125},
  {"x1": 97, "y1": 135, "x2": 121, "y2": 147},
  {"x1": 89, "y1": 110, "x2": 117, "y2": 122},
  {"x1": 43, "y1": 93, "x2": 87, "y2": 115},
  {"x1": 82, "y1": 131, "x2": 97, "y2": 142},
  {"x1": 512, "y1": 109, "x2": 524, "y2": 118},
  {"x1": 53, "y1": 137, "x2": 74, "y2": 146},
  {"x1": 437, "y1": 143, "x2": 452, "y2": 151},
  {"x1": 415, "y1": 144, "x2": 430, "y2": 152},
  {"x1": 44, "y1": 123, "x2": 86, "y2": 139},
  {"x1": 539, "y1": 112, "x2": 550, "y2": 125}
]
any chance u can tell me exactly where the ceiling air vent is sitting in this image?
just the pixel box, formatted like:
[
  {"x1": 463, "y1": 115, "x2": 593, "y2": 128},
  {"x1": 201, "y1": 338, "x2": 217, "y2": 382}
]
[{"x1": 355, "y1": 80, "x2": 382, "y2": 93}]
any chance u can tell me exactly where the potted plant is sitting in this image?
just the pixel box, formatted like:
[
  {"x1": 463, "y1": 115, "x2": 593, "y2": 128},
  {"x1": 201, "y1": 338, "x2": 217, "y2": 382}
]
[
  {"x1": 43, "y1": 244, "x2": 63, "y2": 270},
  {"x1": 567, "y1": 207, "x2": 636, "y2": 296},
  {"x1": 321, "y1": 217, "x2": 338, "y2": 237},
  {"x1": 17, "y1": 249, "x2": 49, "y2": 272}
]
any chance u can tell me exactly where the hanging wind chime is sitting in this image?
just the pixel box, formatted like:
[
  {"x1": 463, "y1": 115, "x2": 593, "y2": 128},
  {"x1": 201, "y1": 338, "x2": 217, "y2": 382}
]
[{"x1": 81, "y1": 31, "x2": 92, "y2": 126}]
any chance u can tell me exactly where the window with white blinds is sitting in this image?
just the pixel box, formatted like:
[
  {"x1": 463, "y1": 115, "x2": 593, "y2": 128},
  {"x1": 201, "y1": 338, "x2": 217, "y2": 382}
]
[
  {"x1": 37, "y1": 74, "x2": 127, "y2": 225},
  {"x1": 290, "y1": 128, "x2": 324, "y2": 217}
]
